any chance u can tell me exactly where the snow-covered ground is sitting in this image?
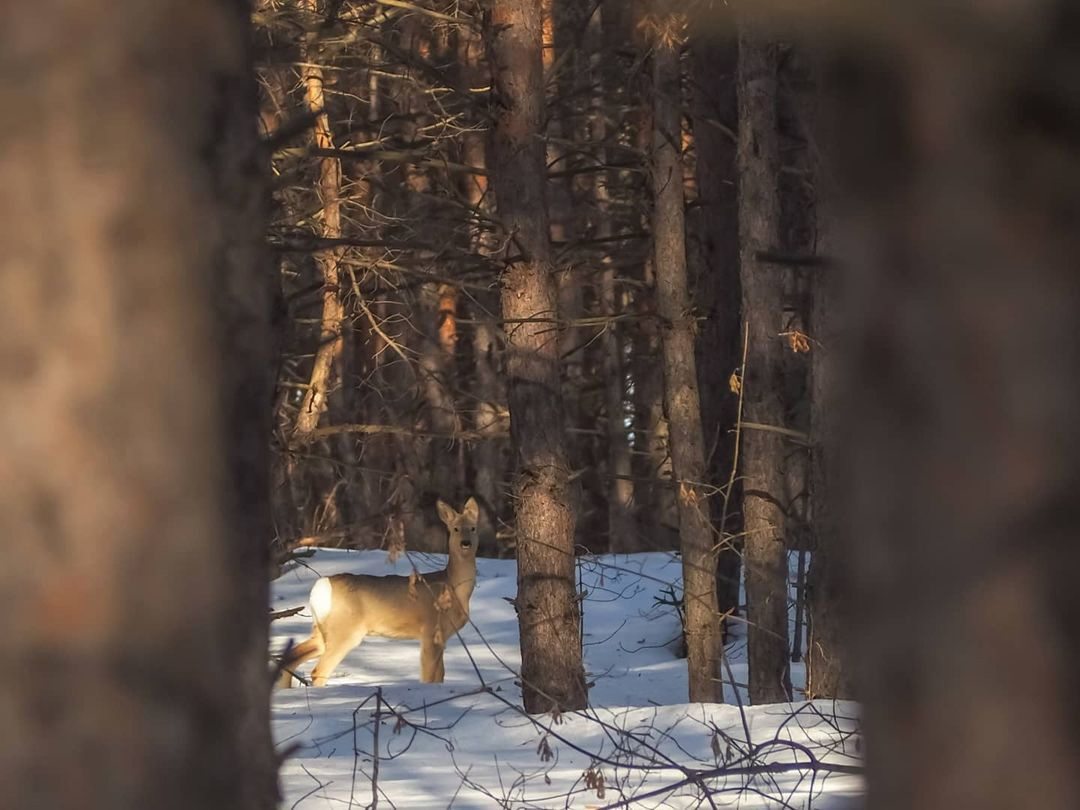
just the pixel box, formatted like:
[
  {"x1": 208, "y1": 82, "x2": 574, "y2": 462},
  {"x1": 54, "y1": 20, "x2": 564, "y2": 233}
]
[{"x1": 272, "y1": 550, "x2": 863, "y2": 808}]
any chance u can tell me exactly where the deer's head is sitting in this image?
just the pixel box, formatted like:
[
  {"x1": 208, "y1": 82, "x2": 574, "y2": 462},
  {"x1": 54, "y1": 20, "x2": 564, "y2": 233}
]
[{"x1": 437, "y1": 497, "x2": 480, "y2": 560}]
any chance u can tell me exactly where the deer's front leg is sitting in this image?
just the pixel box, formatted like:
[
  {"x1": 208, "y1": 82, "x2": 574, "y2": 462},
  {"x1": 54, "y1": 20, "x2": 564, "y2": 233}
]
[{"x1": 420, "y1": 631, "x2": 446, "y2": 683}]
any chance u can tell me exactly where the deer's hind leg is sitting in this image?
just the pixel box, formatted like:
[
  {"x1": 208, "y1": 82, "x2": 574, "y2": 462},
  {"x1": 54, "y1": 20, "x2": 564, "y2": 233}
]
[
  {"x1": 310, "y1": 626, "x2": 368, "y2": 687},
  {"x1": 277, "y1": 627, "x2": 326, "y2": 688}
]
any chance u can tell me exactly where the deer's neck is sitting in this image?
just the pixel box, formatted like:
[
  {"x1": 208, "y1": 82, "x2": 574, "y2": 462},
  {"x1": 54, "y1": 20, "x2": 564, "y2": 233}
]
[{"x1": 444, "y1": 556, "x2": 477, "y2": 602}]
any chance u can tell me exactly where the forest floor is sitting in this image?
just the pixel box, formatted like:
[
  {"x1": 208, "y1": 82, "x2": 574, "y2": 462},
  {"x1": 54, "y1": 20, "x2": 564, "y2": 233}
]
[{"x1": 272, "y1": 550, "x2": 863, "y2": 808}]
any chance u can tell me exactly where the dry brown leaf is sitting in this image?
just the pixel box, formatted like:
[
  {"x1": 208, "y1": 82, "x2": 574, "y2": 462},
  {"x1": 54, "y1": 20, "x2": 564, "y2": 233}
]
[
  {"x1": 635, "y1": 11, "x2": 689, "y2": 49},
  {"x1": 678, "y1": 481, "x2": 700, "y2": 507},
  {"x1": 728, "y1": 371, "x2": 742, "y2": 394},
  {"x1": 787, "y1": 330, "x2": 811, "y2": 353}
]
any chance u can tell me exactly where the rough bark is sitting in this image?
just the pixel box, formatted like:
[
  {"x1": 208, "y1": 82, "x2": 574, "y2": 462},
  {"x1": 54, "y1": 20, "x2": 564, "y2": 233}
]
[
  {"x1": 0, "y1": 0, "x2": 276, "y2": 807},
  {"x1": 650, "y1": 20, "x2": 722, "y2": 704},
  {"x1": 488, "y1": 0, "x2": 588, "y2": 713},
  {"x1": 736, "y1": 26, "x2": 792, "y2": 704},
  {"x1": 688, "y1": 26, "x2": 744, "y2": 631}
]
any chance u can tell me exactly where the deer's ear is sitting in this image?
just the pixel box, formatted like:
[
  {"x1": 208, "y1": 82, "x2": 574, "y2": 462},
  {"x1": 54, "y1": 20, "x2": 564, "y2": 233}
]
[
  {"x1": 436, "y1": 499, "x2": 455, "y2": 525},
  {"x1": 462, "y1": 497, "x2": 479, "y2": 523}
]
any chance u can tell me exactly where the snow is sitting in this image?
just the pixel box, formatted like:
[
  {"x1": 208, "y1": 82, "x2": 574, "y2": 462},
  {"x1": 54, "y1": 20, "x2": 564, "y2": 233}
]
[{"x1": 272, "y1": 550, "x2": 863, "y2": 808}]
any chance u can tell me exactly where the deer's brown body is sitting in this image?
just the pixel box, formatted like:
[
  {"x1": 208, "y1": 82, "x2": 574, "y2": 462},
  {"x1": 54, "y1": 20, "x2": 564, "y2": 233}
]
[{"x1": 278, "y1": 498, "x2": 479, "y2": 686}]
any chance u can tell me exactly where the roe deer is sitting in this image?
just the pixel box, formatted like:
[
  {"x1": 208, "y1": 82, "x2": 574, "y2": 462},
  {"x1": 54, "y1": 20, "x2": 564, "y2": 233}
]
[{"x1": 278, "y1": 497, "x2": 479, "y2": 687}]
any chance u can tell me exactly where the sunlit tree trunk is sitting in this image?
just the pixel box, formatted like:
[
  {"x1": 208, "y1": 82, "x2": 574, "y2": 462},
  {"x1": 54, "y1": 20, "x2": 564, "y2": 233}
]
[
  {"x1": 293, "y1": 5, "x2": 344, "y2": 438},
  {"x1": 0, "y1": 0, "x2": 276, "y2": 807},
  {"x1": 649, "y1": 5, "x2": 722, "y2": 703},
  {"x1": 488, "y1": 0, "x2": 588, "y2": 713}
]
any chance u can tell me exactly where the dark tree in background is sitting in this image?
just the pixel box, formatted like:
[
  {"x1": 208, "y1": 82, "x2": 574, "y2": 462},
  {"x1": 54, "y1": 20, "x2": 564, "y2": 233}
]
[
  {"x1": 0, "y1": 0, "x2": 277, "y2": 808},
  {"x1": 688, "y1": 22, "x2": 743, "y2": 637},
  {"x1": 804, "y1": 78, "x2": 852, "y2": 700},
  {"x1": 735, "y1": 21, "x2": 792, "y2": 705}
]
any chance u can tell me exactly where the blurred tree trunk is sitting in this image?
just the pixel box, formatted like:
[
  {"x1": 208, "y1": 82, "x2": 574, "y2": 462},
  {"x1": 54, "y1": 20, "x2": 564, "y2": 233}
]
[
  {"x1": 688, "y1": 25, "x2": 743, "y2": 634},
  {"x1": 0, "y1": 0, "x2": 276, "y2": 808},
  {"x1": 649, "y1": 7, "x2": 722, "y2": 703},
  {"x1": 488, "y1": 0, "x2": 588, "y2": 713},
  {"x1": 736, "y1": 24, "x2": 792, "y2": 704},
  {"x1": 828, "y1": 2, "x2": 1080, "y2": 806}
]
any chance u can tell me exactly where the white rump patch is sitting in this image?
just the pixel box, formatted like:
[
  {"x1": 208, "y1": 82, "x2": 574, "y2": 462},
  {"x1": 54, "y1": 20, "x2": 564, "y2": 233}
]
[{"x1": 309, "y1": 577, "x2": 333, "y2": 623}]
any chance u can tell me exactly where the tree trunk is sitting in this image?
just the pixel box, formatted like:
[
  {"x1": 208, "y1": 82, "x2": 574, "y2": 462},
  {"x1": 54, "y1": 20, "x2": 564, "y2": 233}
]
[
  {"x1": 596, "y1": 3, "x2": 636, "y2": 553},
  {"x1": 293, "y1": 10, "x2": 344, "y2": 438},
  {"x1": 650, "y1": 13, "x2": 722, "y2": 704},
  {"x1": 459, "y1": 25, "x2": 507, "y2": 557},
  {"x1": 688, "y1": 26, "x2": 744, "y2": 632},
  {"x1": 634, "y1": 97, "x2": 680, "y2": 552},
  {"x1": 804, "y1": 65, "x2": 852, "y2": 700},
  {"x1": 0, "y1": 1, "x2": 276, "y2": 807},
  {"x1": 419, "y1": 281, "x2": 462, "y2": 501},
  {"x1": 463, "y1": 186, "x2": 506, "y2": 554},
  {"x1": 736, "y1": 25, "x2": 792, "y2": 704},
  {"x1": 488, "y1": 0, "x2": 588, "y2": 714},
  {"x1": 827, "y1": 4, "x2": 1080, "y2": 806},
  {"x1": 805, "y1": 246, "x2": 850, "y2": 698},
  {"x1": 634, "y1": 316, "x2": 680, "y2": 550}
]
